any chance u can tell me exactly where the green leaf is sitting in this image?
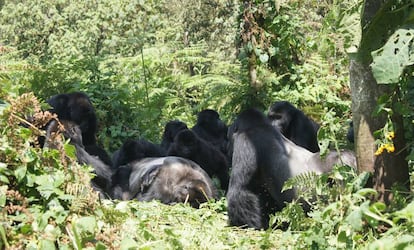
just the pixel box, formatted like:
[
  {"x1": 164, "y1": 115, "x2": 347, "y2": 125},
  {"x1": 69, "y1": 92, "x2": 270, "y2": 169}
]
[
  {"x1": 14, "y1": 165, "x2": 27, "y2": 182},
  {"x1": 0, "y1": 186, "x2": 6, "y2": 207},
  {"x1": 371, "y1": 28, "x2": 414, "y2": 84},
  {"x1": 39, "y1": 239, "x2": 56, "y2": 250},
  {"x1": 259, "y1": 53, "x2": 269, "y2": 63},
  {"x1": 120, "y1": 237, "x2": 139, "y2": 250},
  {"x1": 346, "y1": 208, "x2": 363, "y2": 231},
  {"x1": 73, "y1": 216, "x2": 97, "y2": 240}
]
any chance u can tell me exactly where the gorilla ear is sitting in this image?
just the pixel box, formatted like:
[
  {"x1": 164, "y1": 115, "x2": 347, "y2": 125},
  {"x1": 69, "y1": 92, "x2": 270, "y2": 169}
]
[{"x1": 140, "y1": 165, "x2": 162, "y2": 192}]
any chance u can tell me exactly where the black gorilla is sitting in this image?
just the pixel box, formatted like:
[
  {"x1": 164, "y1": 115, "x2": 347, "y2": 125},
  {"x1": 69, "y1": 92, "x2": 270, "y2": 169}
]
[
  {"x1": 192, "y1": 109, "x2": 228, "y2": 154},
  {"x1": 227, "y1": 108, "x2": 292, "y2": 229},
  {"x1": 45, "y1": 120, "x2": 112, "y2": 197},
  {"x1": 227, "y1": 108, "x2": 348, "y2": 230},
  {"x1": 112, "y1": 139, "x2": 166, "y2": 169},
  {"x1": 47, "y1": 92, "x2": 112, "y2": 166},
  {"x1": 160, "y1": 120, "x2": 188, "y2": 152},
  {"x1": 111, "y1": 157, "x2": 217, "y2": 208},
  {"x1": 47, "y1": 92, "x2": 97, "y2": 145},
  {"x1": 267, "y1": 101, "x2": 320, "y2": 152},
  {"x1": 167, "y1": 129, "x2": 229, "y2": 191}
]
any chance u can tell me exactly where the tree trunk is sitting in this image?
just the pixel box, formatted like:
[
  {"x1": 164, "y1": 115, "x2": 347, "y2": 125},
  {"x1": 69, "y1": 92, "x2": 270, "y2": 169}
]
[{"x1": 350, "y1": 0, "x2": 409, "y2": 204}]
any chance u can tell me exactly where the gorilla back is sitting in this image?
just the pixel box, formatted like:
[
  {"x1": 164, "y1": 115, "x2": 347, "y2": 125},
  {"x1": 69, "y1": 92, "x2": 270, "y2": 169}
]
[{"x1": 227, "y1": 108, "x2": 292, "y2": 229}]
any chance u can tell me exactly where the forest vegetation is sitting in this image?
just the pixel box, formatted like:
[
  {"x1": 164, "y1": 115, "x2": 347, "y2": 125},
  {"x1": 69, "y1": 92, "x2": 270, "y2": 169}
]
[{"x1": 0, "y1": 0, "x2": 413, "y2": 249}]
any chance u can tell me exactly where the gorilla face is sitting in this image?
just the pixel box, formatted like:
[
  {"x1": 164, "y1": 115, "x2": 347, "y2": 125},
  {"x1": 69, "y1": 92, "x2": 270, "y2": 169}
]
[
  {"x1": 171, "y1": 176, "x2": 210, "y2": 208},
  {"x1": 267, "y1": 106, "x2": 291, "y2": 133}
]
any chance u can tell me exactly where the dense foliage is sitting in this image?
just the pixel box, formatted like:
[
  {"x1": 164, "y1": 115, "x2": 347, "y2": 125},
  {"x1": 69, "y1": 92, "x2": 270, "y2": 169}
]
[{"x1": 1, "y1": 0, "x2": 413, "y2": 248}]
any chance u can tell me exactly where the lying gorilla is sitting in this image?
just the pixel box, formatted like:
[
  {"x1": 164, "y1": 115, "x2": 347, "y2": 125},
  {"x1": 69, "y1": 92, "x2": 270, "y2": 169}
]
[
  {"x1": 112, "y1": 138, "x2": 166, "y2": 169},
  {"x1": 111, "y1": 157, "x2": 218, "y2": 208}
]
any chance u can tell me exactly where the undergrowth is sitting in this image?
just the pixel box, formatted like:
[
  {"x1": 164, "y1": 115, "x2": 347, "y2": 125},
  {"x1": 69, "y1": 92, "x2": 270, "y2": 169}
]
[{"x1": 1, "y1": 93, "x2": 413, "y2": 249}]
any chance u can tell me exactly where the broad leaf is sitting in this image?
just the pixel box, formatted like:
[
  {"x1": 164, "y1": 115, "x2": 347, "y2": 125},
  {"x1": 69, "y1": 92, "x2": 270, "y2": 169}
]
[{"x1": 371, "y1": 28, "x2": 414, "y2": 84}]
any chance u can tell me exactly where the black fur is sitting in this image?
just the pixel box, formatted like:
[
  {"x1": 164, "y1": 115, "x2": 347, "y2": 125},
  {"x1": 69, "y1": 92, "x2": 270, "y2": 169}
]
[
  {"x1": 112, "y1": 139, "x2": 166, "y2": 169},
  {"x1": 168, "y1": 129, "x2": 229, "y2": 191},
  {"x1": 47, "y1": 92, "x2": 97, "y2": 146},
  {"x1": 267, "y1": 101, "x2": 320, "y2": 152},
  {"x1": 160, "y1": 120, "x2": 188, "y2": 152},
  {"x1": 227, "y1": 108, "x2": 292, "y2": 229},
  {"x1": 192, "y1": 109, "x2": 228, "y2": 154}
]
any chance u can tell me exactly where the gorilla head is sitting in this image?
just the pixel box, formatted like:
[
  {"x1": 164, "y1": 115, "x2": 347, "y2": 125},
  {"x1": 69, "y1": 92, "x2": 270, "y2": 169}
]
[
  {"x1": 170, "y1": 129, "x2": 198, "y2": 157},
  {"x1": 47, "y1": 92, "x2": 97, "y2": 146},
  {"x1": 267, "y1": 101, "x2": 320, "y2": 152},
  {"x1": 192, "y1": 109, "x2": 228, "y2": 153},
  {"x1": 160, "y1": 120, "x2": 188, "y2": 151},
  {"x1": 123, "y1": 157, "x2": 218, "y2": 208}
]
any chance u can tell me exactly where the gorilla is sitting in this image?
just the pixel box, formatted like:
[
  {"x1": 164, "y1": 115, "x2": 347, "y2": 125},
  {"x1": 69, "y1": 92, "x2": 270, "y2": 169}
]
[
  {"x1": 111, "y1": 157, "x2": 218, "y2": 208},
  {"x1": 47, "y1": 92, "x2": 112, "y2": 165},
  {"x1": 44, "y1": 120, "x2": 112, "y2": 197},
  {"x1": 167, "y1": 129, "x2": 229, "y2": 191},
  {"x1": 281, "y1": 134, "x2": 356, "y2": 173},
  {"x1": 47, "y1": 92, "x2": 97, "y2": 145},
  {"x1": 227, "y1": 108, "x2": 292, "y2": 229},
  {"x1": 84, "y1": 144, "x2": 113, "y2": 167},
  {"x1": 227, "y1": 108, "x2": 354, "y2": 230},
  {"x1": 160, "y1": 120, "x2": 188, "y2": 152},
  {"x1": 110, "y1": 165, "x2": 132, "y2": 200},
  {"x1": 112, "y1": 139, "x2": 166, "y2": 169},
  {"x1": 267, "y1": 101, "x2": 320, "y2": 152},
  {"x1": 192, "y1": 109, "x2": 228, "y2": 154}
]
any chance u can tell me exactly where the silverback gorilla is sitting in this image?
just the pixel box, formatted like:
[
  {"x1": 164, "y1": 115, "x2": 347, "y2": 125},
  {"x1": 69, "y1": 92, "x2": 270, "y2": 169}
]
[
  {"x1": 227, "y1": 108, "x2": 292, "y2": 229},
  {"x1": 227, "y1": 108, "x2": 354, "y2": 229},
  {"x1": 267, "y1": 101, "x2": 320, "y2": 152},
  {"x1": 112, "y1": 157, "x2": 218, "y2": 208}
]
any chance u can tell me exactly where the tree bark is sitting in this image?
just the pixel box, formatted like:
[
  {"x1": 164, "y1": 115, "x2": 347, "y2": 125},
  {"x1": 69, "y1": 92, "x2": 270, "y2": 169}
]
[{"x1": 350, "y1": 0, "x2": 409, "y2": 204}]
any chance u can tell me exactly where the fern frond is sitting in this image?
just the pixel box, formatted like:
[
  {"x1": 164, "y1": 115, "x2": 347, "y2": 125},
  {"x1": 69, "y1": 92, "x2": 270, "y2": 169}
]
[{"x1": 283, "y1": 171, "x2": 320, "y2": 193}]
